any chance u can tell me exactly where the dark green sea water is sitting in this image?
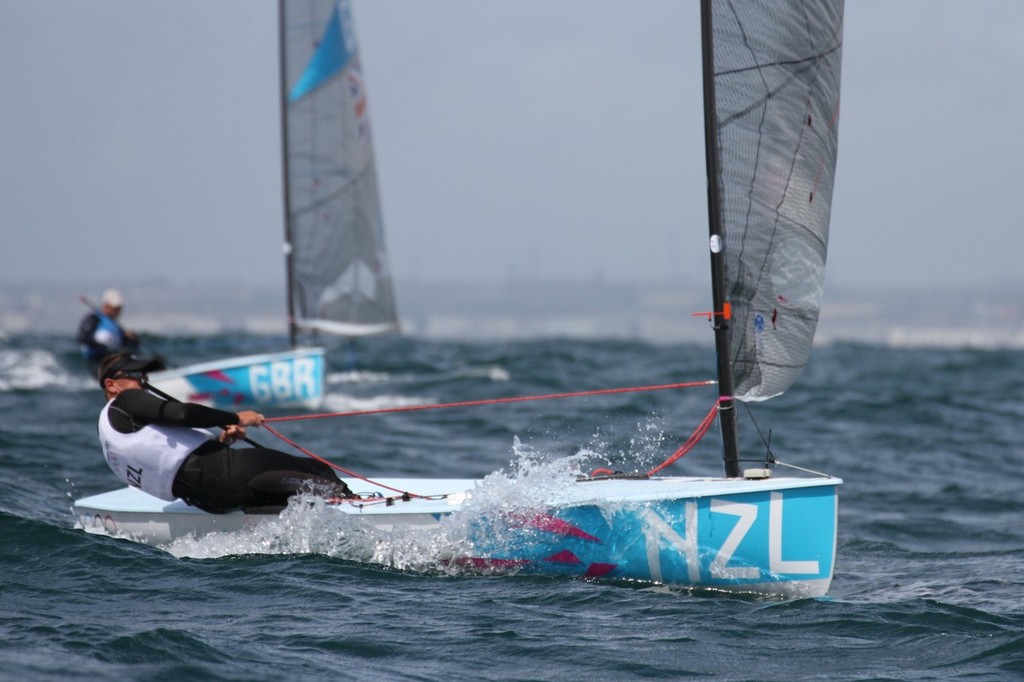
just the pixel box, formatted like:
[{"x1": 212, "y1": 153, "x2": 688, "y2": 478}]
[{"x1": 1, "y1": 332, "x2": 1022, "y2": 680}]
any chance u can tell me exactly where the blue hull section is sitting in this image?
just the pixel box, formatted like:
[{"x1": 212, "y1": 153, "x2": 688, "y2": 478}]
[
  {"x1": 75, "y1": 477, "x2": 839, "y2": 596},
  {"x1": 468, "y1": 484, "x2": 837, "y2": 594}
]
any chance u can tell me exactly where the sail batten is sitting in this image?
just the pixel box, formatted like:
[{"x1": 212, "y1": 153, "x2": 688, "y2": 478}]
[
  {"x1": 710, "y1": 0, "x2": 844, "y2": 401},
  {"x1": 280, "y1": 0, "x2": 399, "y2": 343}
]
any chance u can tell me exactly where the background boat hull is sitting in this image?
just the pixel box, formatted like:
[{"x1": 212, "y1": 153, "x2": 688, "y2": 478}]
[{"x1": 147, "y1": 347, "x2": 325, "y2": 409}]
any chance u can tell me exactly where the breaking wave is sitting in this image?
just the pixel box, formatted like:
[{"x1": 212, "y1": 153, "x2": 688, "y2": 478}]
[
  {"x1": 164, "y1": 441, "x2": 598, "y2": 579},
  {"x1": 0, "y1": 349, "x2": 93, "y2": 392}
]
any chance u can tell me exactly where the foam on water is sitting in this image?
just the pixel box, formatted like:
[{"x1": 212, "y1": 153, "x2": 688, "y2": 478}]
[
  {"x1": 327, "y1": 369, "x2": 393, "y2": 385},
  {"x1": 584, "y1": 416, "x2": 678, "y2": 473},
  {"x1": 162, "y1": 494, "x2": 465, "y2": 572},
  {"x1": 163, "y1": 440, "x2": 599, "y2": 578},
  {"x1": 368, "y1": 444, "x2": 600, "y2": 575},
  {"x1": 320, "y1": 390, "x2": 429, "y2": 413},
  {"x1": 165, "y1": 496, "x2": 386, "y2": 562},
  {"x1": 446, "y1": 365, "x2": 511, "y2": 382},
  {"x1": 0, "y1": 349, "x2": 92, "y2": 391},
  {"x1": 327, "y1": 364, "x2": 510, "y2": 388},
  {"x1": 319, "y1": 363, "x2": 512, "y2": 415}
]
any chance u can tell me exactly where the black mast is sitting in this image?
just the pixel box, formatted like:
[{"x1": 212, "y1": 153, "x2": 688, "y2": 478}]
[
  {"x1": 278, "y1": 0, "x2": 298, "y2": 349},
  {"x1": 700, "y1": 0, "x2": 741, "y2": 478}
]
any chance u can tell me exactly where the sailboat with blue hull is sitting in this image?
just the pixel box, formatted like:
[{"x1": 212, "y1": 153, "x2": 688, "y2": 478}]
[
  {"x1": 75, "y1": 0, "x2": 845, "y2": 597},
  {"x1": 148, "y1": 0, "x2": 399, "y2": 409}
]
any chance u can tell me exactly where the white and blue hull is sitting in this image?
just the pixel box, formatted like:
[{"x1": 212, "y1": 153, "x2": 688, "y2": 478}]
[
  {"x1": 147, "y1": 347, "x2": 325, "y2": 409},
  {"x1": 74, "y1": 475, "x2": 840, "y2": 597}
]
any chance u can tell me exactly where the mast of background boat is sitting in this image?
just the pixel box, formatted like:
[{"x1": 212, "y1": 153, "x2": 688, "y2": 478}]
[
  {"x1": 278, "y1": 0, "x2": 298, "y2": 349},
  {"x1": 700, "y1": 0, "x2": 740, "y2": 479}
]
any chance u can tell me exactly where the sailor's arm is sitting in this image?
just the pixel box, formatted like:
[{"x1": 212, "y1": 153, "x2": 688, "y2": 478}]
[{"x1": 116, "y1": 390, "x2": 264, "y2": 429}]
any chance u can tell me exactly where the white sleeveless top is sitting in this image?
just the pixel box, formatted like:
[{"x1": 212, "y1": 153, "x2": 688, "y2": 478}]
[{"x1": 98, "y1": 399, "x2": 215, "y2": 501}]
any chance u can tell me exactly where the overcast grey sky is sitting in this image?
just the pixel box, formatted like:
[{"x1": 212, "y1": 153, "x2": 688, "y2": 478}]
[{"x1": 2, "y1": 1, "x2": 1022, "y2": 293}]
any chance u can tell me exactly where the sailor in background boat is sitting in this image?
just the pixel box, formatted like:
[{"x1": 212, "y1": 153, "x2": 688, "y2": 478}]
[
  {"x1": 94, "y1": 352, "x2": 353, "y2": 514},
  {"x1": 76, "y1": 289, "x2": 139, "y2": 374}
]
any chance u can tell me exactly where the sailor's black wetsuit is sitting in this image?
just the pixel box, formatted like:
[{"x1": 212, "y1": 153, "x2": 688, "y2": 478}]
[{"x1": 99, "y1": 388, "x2": 351, "y2": 513}]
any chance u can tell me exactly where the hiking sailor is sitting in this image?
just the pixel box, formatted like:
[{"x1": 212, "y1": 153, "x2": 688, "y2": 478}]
[{"x1": 95, "y1": 352, "x2": 353, "y2": 513}]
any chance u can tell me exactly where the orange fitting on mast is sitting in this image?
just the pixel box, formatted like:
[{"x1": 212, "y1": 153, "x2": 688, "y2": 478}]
[{"x1": 691, "y1": 302, "x2": 732, "y2": 321}]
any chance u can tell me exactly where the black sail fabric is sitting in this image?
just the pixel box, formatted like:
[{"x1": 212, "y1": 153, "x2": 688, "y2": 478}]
[{"x1": 712, "y1": 0, "x2": 844, "y2": 400}]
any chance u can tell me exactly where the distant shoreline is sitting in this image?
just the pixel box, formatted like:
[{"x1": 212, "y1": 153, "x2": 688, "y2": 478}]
[{"x1": 2, "y1": 279, "x2": 1021, "y2": 347}]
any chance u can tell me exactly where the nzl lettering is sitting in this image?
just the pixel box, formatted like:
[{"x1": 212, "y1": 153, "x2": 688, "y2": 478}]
[
  {"x1": 642, "y1": 491, "x2": 821, "y2": 581},
  {"x1": 126, "y1": 464, "x2": 143, "y2": 488}
]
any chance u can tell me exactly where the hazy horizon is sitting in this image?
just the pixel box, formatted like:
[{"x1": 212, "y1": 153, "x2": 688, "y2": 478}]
[{"x1": 5, "y1": 277, "x2": 1021, "y2": 349}]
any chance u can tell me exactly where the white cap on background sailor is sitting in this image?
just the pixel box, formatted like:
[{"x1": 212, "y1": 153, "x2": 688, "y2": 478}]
[{"x1": 102, "y1": 289, "x2": 124, "y2": 308}]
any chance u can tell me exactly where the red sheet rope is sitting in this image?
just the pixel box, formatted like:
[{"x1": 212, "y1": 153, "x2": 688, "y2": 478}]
[
  {"x1": 261, "y1": 422, "x2": 424, "y2": 500},
  {"x1": 263, "y1": 380, "x2": 717, "y2": 424},
  {"x1": 258, "y1": 380, "x2": 722, "y2": 494},
  {"x1": 645, "y1": 401, "x2": 720, "y2": 476}
]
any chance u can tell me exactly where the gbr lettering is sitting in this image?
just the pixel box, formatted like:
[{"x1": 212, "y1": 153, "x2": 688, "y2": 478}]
[{"x1": 249, "y1": 358, "x2": 318, "y2": 402}]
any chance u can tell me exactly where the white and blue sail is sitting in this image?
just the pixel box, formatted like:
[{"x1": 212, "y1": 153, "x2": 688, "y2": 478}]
[{"x1": 281, "y1": 0, "x2": 399, "y2": 342}]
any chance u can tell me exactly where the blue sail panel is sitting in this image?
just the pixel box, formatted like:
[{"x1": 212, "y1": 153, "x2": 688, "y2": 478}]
[{"x1": 289, "y1": 2, "x2": 356, "y2": 102}]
